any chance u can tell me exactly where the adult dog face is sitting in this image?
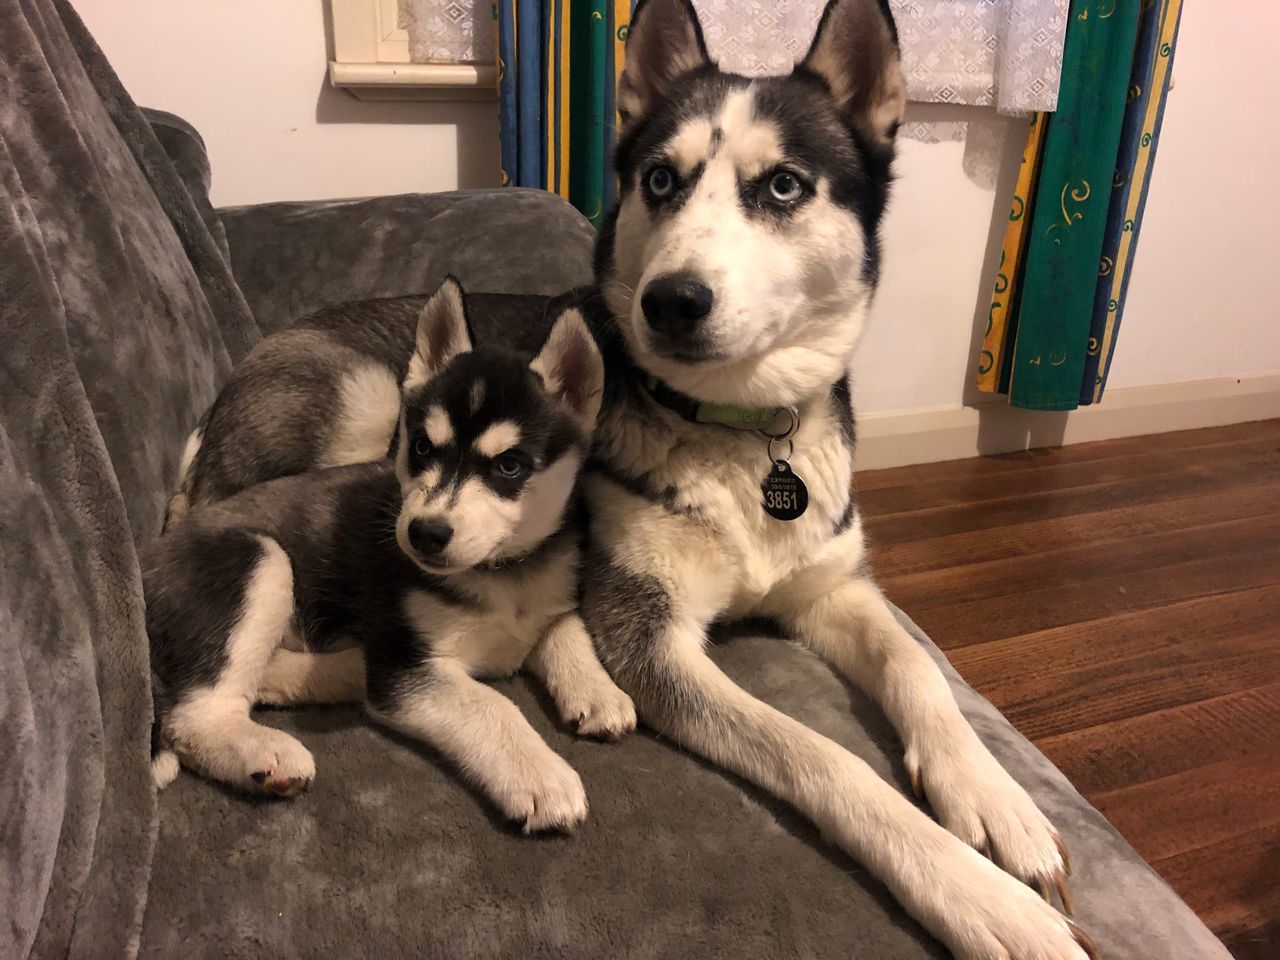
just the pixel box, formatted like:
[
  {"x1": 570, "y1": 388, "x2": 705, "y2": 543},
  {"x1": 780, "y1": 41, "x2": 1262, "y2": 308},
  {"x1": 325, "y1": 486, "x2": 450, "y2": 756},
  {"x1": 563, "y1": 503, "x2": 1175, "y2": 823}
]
[{"x1": 596, "y1": 0, "x2": 904, "y2": 408}]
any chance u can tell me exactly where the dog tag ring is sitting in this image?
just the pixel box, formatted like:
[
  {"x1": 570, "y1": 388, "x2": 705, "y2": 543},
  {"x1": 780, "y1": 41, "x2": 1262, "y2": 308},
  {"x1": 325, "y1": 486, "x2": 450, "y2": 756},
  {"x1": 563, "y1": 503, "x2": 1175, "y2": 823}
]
[{"x1": 761, "y1": 410, "x2": 808, "y2": 521}]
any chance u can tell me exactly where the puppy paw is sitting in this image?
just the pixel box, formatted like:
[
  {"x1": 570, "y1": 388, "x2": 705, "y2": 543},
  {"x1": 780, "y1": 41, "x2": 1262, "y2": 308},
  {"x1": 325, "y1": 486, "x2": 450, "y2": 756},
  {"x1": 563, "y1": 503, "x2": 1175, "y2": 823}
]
[
  {"x1": 561, "y1": 683, "x2": 637, "y2": 741},
  {"x1": 238, "y1": 728, "x2": 316, "y2": 798},
  {"x1": 906, "y1": 734, "x2": 1073, "y2": 914},
  {"x1": 492, "y1": 751, "x2": 588, "y2": 834}
]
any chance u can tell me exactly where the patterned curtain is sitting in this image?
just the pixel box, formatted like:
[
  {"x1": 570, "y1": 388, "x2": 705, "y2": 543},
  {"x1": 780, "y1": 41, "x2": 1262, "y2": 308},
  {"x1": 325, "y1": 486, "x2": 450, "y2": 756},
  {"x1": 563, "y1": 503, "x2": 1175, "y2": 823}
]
[
  {"x1": 495, "y1": 1, "x2": 635, "y2": 227},
  {"x1": 693, "y1": 0, "x2": 1069, "y2": 113},
  {"x1": 977, "y1": 0, "x2": 1184, "y2": 409}
]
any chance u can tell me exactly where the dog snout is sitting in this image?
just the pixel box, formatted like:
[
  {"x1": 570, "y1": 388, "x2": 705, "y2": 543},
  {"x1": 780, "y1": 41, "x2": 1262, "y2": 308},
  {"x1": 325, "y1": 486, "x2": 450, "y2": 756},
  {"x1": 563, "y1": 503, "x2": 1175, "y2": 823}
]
[
  {"x1": 407, "y1": 518, "x2": 453, "y2": 557},
  {"x1": 640, "y1": 272, "x2": 714, "y2": 339}
]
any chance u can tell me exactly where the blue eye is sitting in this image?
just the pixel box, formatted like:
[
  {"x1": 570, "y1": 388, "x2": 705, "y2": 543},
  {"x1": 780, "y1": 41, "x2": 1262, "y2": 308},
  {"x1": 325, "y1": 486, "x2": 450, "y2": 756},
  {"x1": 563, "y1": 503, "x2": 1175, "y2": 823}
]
[
  {"x1": 647, "y1": 166, "x2": 676, "y2": 198},
  {"x1": 493, "y1": 452, "x2": 526, "y2": 479},
  {"x1": 767, "y1": 170, "x2": 806, "y2": 203}
]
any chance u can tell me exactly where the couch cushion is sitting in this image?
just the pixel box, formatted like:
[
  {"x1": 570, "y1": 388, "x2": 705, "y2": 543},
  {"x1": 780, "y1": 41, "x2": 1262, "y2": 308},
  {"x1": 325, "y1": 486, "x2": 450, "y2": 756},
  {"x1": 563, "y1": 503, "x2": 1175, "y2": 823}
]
[
  {"x1": 217, "y1": 188, "x2": 597, "y2": 337},
  {"x1": 142, "y1": 611, "x2": 1230, "y2": 960}
]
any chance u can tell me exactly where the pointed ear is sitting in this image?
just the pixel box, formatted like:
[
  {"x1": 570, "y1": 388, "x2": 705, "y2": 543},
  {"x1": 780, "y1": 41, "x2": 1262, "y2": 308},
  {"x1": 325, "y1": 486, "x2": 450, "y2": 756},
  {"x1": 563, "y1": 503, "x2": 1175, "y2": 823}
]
[
  {"x1": 799, "y1": 0, "x2": 906, "y2": 149},
  {"x1": 406, "y1": 276, "x2": 472, "y2": 390},
  {"x1": 617, "y1": 0, "x2": 712, "y2": 130},
  {"x1": 529, "y1": 307, "x2": 604, "y2": 434}
]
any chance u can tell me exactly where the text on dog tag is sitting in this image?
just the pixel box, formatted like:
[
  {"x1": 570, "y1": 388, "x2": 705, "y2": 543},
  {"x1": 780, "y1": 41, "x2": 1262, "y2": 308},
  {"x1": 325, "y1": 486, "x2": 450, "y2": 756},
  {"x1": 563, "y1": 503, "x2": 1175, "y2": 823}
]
[{"x1": 762, "y1": 461, "x2": 808, "y2": 521}]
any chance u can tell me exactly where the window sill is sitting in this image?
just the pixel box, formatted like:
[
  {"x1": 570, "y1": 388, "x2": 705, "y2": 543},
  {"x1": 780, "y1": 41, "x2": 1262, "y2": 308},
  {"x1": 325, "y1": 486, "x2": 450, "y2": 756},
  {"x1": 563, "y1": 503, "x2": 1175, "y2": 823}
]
[{"x1": 328, "y1": 61, "x2": 497, "y2": 101}]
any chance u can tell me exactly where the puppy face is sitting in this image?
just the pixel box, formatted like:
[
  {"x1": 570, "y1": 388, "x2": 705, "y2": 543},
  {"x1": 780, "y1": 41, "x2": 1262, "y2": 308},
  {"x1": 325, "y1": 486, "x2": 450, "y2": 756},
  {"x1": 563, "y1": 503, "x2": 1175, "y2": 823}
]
[
  {"x1": 599, "y1": 0, "x2": 904, "y2": 408},
  {"x1": 393, "y1": 280, "x2": 603, "y2": 575}
]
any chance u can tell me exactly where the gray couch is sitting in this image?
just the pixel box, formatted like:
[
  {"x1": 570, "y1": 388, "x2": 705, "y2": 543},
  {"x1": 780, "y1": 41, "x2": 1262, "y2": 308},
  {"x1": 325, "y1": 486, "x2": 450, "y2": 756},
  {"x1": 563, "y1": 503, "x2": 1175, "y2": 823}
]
[{"x1": 1, "y1": 1, "x2": 1231, "y2": 957}]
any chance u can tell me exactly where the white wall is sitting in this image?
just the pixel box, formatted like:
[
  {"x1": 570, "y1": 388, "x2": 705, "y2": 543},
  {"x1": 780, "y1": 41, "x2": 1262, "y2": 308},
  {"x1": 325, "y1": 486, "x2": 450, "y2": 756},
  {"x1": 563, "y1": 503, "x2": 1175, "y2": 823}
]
[
  {"x1": 76, "y1": 0, "x2": 1279, "y2": 418},
  {"x1": 75, "y1": 0, "x2": 500, "y2": 207}
]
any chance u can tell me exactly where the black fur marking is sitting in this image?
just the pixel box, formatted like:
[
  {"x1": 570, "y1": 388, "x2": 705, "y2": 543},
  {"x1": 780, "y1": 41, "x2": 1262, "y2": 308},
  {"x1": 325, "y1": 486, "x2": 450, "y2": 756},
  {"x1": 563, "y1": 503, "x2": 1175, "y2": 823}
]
[
  {"x1": 829, "y1": 375, "x2": 858, "y2": 535},
  {"x1": 402, "y1": 345, "x2": 584, "y2": 503},
  {"x1": 830, "y1": 376, "x2": 856, "y2": 456},
  {"x1": 144, "y1": 528, "x2": 273, "y2": 711},
  {"x1": 579, "y1": 547, "x2": 681, "y2": 711},
  {"x1": 587, "y1": 457, "x2": 692, "y2": 518}
]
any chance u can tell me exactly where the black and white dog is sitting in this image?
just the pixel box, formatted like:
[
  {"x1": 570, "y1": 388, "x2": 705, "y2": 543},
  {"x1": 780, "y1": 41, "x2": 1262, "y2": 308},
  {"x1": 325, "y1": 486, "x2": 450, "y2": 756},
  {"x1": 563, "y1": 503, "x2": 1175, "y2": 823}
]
[
  {"x1": 574, "y1": 1, "x2": 1097, "y2": 957},
  {"x1": 147, "y1": 287, "x2": 633, "y2": 831}
]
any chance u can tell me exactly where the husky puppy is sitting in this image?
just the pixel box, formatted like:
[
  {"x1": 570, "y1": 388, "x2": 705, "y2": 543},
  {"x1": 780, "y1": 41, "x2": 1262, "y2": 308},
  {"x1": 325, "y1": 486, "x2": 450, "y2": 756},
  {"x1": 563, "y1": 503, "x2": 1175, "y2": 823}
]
[
  {"x1": 165, "y1": 281, "x2": 564, "y2": 527},
  {"x1": 146, "y1": 294, "x2": 633, "y2": 831},
  {"x1": 575, "y1": 0, "x2": 1097, "y2": 956}
]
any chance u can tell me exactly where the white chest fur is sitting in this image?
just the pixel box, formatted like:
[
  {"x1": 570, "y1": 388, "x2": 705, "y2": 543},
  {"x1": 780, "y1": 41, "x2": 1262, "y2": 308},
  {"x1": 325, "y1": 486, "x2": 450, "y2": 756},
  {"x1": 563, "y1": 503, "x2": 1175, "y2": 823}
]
[
  {"x1": 402, "y1": 540, "x2": 579, "y2": 679},
  {"x1": 596, "y1": 389, "x2": 865, "y2": 619}
]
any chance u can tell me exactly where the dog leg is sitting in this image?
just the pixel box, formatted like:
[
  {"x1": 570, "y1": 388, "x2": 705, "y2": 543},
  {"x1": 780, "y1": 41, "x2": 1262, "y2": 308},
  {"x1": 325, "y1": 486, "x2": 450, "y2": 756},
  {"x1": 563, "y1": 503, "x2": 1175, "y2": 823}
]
[
  {"x1": 772, "y1": 570, "x2": 1073, "y2": 912},
  {"x1": 584, "y1": 565, "x2": 1092, "y2": 960},
  {"x1": 524, "y1": 613, "x2": 636, "y2": 740},
  {"x1": 257, "y1": 648, "x2": 366, "y2": 706},
  {"x1": 163, "y1": 537, "x2": 316, "y2": 797},
  {"x1": 367, "y1": 657, "x2": 587, "y2": 833}
]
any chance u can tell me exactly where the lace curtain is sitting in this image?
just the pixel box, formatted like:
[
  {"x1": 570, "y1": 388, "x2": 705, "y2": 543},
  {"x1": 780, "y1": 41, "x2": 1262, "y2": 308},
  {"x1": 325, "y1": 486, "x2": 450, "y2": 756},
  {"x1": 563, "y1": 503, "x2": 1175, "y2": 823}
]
[{"x1": 397, "y1": 0, "x2": 1068, "y2": 115}]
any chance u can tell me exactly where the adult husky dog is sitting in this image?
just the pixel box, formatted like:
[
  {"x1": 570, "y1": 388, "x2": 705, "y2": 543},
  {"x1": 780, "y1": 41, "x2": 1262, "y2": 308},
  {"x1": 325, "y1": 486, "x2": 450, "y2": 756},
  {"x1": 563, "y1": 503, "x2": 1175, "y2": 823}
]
[{"x1": 578, "y1": 1, "x2": 1096, "y2": 957}]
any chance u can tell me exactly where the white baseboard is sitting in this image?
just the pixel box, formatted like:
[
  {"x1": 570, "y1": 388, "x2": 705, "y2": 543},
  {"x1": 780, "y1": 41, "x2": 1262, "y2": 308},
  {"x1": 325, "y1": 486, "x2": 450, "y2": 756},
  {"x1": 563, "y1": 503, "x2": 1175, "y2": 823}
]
[{"x1": 853, "y1": 372, "x2": 1280, "y2": 471}]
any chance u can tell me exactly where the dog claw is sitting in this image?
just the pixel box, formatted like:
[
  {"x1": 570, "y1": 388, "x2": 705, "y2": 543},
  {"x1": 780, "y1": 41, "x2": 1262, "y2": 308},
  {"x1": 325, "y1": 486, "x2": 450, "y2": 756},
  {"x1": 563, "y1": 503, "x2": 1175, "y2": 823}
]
[
  {"x1": 1054, "y1": 831, "x2": 1073, "y2": 876},
  {"x1": 909, "y1": 766, "x2": 923, "y2": 800},
  {"x1": 267, "y1": 776, "x2": 310, "y2": 797},
  {"x1": 1034, "y1": 876, "x2": 1052, "y2": 904},
  {"x1": 1068, "y1": 919, "x2": 1099, "y2": 959},
  {"x1": 1054, "y1": 870, "x2": 1075, "y2": 917}
]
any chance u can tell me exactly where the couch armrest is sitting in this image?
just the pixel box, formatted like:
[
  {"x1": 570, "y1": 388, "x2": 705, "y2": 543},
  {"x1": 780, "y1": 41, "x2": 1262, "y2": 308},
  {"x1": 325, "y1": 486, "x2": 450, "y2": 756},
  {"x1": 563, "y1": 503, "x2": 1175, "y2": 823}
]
[{"x1": 217, "y1": 188, "x2": 596, "y2": 334}]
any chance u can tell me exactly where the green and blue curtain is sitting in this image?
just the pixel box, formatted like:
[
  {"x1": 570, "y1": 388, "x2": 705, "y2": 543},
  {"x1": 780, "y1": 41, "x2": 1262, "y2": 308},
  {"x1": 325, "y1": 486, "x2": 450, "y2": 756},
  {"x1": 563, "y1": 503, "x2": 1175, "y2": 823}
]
[
  {"x1": 977, "y1": 0, "x2": 1184, "y2": 409},
  {"x1": 495, "y1": 0, "x2": 636, "y2": 227}
]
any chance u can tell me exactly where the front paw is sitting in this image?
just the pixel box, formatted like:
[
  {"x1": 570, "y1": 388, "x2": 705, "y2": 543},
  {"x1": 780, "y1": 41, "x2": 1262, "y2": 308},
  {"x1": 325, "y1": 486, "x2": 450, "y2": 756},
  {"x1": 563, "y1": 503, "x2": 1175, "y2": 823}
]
[
  {"x1": 558, "y1": 682, "x2": 637, "y2": 742},
  {"x1": 493, "y1": 750, "x2": 589, "y2": 834},
  {"x1": 906, "y1": 735, "x2": 1073, "y2": 913},
  {"x1": 918, "y1": 842, "x2": 1096, "y2": 960}
]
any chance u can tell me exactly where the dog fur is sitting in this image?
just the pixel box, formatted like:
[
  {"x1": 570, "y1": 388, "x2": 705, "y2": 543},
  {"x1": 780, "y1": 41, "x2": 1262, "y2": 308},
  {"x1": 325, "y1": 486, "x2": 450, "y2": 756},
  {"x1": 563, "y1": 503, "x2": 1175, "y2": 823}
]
[
  {"x1": 146, "y1": 289, "x2": 633, "y2": 830},
  {"x1": 574, "y1": 1, "x2": 1097, "y2": 957}
]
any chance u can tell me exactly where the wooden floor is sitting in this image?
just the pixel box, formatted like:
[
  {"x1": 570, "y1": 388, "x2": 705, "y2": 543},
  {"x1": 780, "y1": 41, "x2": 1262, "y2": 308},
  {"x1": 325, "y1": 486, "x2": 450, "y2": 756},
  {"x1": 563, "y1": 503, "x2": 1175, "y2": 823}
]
[{"x1": 857, "y1": 419, "x2": 1280, "y2": 959}]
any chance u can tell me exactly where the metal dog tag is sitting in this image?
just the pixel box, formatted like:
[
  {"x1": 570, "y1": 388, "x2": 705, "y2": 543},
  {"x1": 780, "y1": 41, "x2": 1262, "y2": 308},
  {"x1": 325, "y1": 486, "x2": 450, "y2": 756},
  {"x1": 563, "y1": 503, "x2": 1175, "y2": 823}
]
[{"x1": 762, "y1": 460, "x2": 808, "y2": 521}]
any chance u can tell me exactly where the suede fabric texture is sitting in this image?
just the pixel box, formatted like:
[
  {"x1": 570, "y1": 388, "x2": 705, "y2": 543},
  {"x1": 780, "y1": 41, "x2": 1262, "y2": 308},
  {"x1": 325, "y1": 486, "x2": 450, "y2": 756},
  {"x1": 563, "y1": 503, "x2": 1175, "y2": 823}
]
[
  {"x1": 220, "y1": 188, "x2": 597, "y2": 337},
  {"x1": 0, "y1": 0, "x2": 1230, "y2": 957}
]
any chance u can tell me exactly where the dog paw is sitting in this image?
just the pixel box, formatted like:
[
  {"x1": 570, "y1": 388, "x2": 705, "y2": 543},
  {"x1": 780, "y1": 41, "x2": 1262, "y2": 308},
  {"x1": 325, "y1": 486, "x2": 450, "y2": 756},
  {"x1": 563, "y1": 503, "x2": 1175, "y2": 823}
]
[
  {"x1": 239, "y1": 729, "x2": 316, "y2": 798},
  {"x1": 492, "y1": 751, "x2": 588, "y2": 834},
  {"x1": 560, "y1": 683, "x2": 637, "y2": 741},
  {"x1": 922, "y1": 844, "x2": 1097, "y2": 960},
  {"x1": 906, "y1": 734, "x2": 1073, "y2": 914}
]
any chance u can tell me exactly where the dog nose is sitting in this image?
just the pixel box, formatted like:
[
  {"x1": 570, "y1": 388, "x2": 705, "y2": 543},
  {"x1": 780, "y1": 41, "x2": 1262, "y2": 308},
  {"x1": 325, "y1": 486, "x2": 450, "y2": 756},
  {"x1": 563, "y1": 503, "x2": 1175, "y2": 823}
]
[
  {"x1": 407, "y1": 518, "x2": 453, "y2": 556},
  {"x1": 640, "y1": 273, "x2": 714, "y2": 338}
]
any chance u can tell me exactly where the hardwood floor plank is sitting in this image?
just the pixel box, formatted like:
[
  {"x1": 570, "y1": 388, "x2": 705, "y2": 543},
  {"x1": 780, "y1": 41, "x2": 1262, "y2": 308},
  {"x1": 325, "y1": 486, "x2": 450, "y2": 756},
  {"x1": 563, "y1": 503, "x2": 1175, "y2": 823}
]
[
  {"x1": 862, "y1": 448, "x2": 1280, "y2": 544},
  {"x1": 868, "y1": 481, "x2": 1280, "y2": 579},
  {"x1": 880, "y1": 513, "x2": 1280, "y2": 620},
  {"x1": 854, "y1": 419, "x2": 1279, "y2": 493},
  {"x1": 1090, "y1": 757, "x2": 1280, "y2": 863},
  {"x1": 1151, "y1": 826, "x2": 1280, "y2": 951},
  {"x1": 858, "y1": 434, "x2": 1280, "y2": 517},
  {"x1": 1035, "y1": 683, "x2": 1280, "y2": 795},
  {"x1": 946, "y1": 584, "x2": 1280, "y2": 740},
  {"x1": 897, "y1": 538, "x2": 1280, "y2": 648}
]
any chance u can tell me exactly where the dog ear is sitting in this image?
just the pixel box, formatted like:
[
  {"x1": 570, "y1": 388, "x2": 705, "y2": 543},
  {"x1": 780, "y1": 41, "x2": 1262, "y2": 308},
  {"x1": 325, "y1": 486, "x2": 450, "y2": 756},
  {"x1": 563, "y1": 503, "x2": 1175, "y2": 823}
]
[
  {"x1": 799, "y1": 0, "x2": 906, "y2": 148},
  {"x1": 617, "y1": 0, "x2": 712, "y2": 130},
  {"x1": 530, "y1": 307, "x2": 604, "y2": 434},
  {"x1": 406, "y1": 276, "x2": 472, "y2": 390}
]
